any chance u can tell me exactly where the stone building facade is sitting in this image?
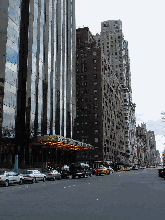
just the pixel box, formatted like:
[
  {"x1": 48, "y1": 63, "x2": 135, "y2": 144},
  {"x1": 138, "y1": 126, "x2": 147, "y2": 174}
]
[{"x1": 94, "y1": 20, "x2": 136, "y2": 165}]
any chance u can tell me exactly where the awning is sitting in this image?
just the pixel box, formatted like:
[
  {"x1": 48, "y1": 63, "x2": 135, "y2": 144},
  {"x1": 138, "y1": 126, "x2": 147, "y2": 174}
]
[{"x1": 31, "y1": 135, "x2": 93, "y2": 151}]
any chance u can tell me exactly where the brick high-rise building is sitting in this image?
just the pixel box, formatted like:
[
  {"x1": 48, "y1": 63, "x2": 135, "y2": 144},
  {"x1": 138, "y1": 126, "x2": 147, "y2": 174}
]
[
  {"x1": 74, "y1": 27, "x2": 103, "y2": 166},
  {"x1": 74, "y1": 27, "x2": 127, "y2": 167}
]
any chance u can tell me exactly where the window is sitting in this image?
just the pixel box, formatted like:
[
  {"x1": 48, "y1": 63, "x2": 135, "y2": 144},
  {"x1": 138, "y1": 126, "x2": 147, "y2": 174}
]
[
  {"x1": 94, "y1": 97, "x2": 98, "y2": 102},
  {"x1": 84, "y1": 82, "x2": 87, "y2": 86},
  {"x1": 95, "y1": 138, "x2": 98, "y2": 143},
  {"x1": 94, "y1": 105, "x2": 98, "y2": 110},
  {"x1": 94, "y1": 113, "x2": 98, "y2": 119},
  {"x1": 76, "y1": 68, "x2": 79, "y2": 73},
  {"x1": 95, "y1": 155, "x2": 98, "y2": 157},
  {"x1": 77, "y1": 122, "x2": 79, "y2": 126},
  {"x1": 93, "y1": 66, "x2": 97, "y2": 71},
  {"x1": 94, "y1": 82, "x2": 97, "y2": 86},
  {"x1": 95, "y1": 121, "x2": 98, "y2": 125},
  {"x1": 94, "y1": 89, "x2": 97, "y2": 94},
  {"x1": 94, "y1": 74, "x2": 97, "y2": 79},
  {"x1": 77, "y1": 130, "x2": 79, "y2": 134},
  {"x1": 93, "y1": 59, "x2": 96, "y2": 64},
  {"x1": 93, "y1": 51, "x2": 96, "y2": 56},
  {"x1": 95, "y1": 130, "x2": 98, "y2": 134}
]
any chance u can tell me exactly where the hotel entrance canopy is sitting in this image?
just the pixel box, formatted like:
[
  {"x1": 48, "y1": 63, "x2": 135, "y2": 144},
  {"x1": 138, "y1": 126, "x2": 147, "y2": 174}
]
[{"x1": 31, "y1": 135, "x2": 93, "y2": 151}]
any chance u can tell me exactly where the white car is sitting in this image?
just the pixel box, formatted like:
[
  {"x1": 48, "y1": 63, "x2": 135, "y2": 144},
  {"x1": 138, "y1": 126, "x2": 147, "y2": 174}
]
[
  {"x1": 45, "y1": 170, "x2": 61, "y2": 180},
  {"x1": 20, "y1": 170, "x2": 46, "y2": 183},
  {"x1": 0, "y1": 171, "x2": 24, "y2": 187},
  {"x1": 20, "y1": 170, "x2": 36, "y2": 183},
  {"x1": 107, "y1": 166, "x2": 114, "y2": 173}
]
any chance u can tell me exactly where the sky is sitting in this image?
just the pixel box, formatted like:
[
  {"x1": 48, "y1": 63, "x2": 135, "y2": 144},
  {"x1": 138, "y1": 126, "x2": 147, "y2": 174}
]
[{"x1": 75, "y1": 0, "x2": 165, "y2": 158}]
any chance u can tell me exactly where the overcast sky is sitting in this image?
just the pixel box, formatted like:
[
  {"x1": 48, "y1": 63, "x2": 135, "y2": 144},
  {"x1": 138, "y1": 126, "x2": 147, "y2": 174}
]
[{"x1": 75, "y1": 0, "x2": 165, "y2": 157}]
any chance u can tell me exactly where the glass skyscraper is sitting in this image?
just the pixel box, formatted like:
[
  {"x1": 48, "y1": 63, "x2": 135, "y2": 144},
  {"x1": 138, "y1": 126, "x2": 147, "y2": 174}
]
[{"x1": 0, "y1": 0, "x2": 76, "y2": 164}]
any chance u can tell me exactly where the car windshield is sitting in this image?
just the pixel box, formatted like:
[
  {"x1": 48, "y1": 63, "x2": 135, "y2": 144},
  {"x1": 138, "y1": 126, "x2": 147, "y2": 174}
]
[
  {"x1": 47, "y1": 171, "x2": 54, "y2": 173},
  {"x1": 0, "y1": 171, "x2": 5, "y2": 175},
  {"x1": 23, "y1": 171, "x2": 33, "y2": 174}
]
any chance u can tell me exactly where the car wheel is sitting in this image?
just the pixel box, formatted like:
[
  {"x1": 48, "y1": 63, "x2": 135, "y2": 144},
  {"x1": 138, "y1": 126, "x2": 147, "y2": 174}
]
[
  {"x1": 31, "y1": 178, "x2": 35, "y2": 184},
  {"x1": 4, "y1": 180, "x2": 9, "y2": 187},
  {"x1": 89, "y1": 174, "x2": 92, "y2": 177},
  {"x1": 19, "y1": 179, "x2": 23, "y2": 185},
  {"x1": 43, "y1": 177, "x2": 46, "y2": 182},
  {"x1": 108, "y1": 172, "x2": 110, "y2": 175},
  {"x1": 53, "y1": 177, "x2": 56, "y2": 181},
  {"x1": 34, "y1": 178, "x2": 37, "y2": 183},
  {"x1": 59, "y1": 176, "x2": 61, "y2": 180}
]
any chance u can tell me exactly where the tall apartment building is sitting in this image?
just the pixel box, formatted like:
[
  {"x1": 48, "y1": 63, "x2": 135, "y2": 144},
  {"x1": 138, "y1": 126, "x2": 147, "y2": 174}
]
[
  {"x1": 0, "y1": 0, "x2": 77, "y2": 165},
  {"x1": 146, "y1": 130, "x2": 156, "y2": 166},
  {"x1": 75, "y1": 27, "x2": 126, "y2": 167},
  {"x1": 74, "y1": 27, "x2": 103, "y2": 166},
  {"x1": 94, "y1": 20, "x2": 136, "y2": 165}
]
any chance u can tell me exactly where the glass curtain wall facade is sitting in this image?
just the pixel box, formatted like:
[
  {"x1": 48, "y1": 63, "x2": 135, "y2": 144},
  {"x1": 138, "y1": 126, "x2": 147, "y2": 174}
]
[{"x1": 0, "y1": 0, "x2": 76, "y2": 164}]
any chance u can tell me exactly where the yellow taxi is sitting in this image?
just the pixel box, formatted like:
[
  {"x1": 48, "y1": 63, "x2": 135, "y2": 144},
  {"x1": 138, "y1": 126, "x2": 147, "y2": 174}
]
[
  {"x1": 123, "y1": 167, "x2": 131, "y2": 171},
  {"x1": 118, "y1": 167, "x2": 130, "y2": 171},
  {"x1": 95, "y1": 166, "x2": 110, "y2": 175},
  {"x1": 118, "y1": 167, "x2": 124, "y2": 172}
]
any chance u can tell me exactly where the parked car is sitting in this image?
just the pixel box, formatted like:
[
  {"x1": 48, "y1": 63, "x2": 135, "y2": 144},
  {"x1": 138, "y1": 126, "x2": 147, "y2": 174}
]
[
  {"x1": 80, "y1": 163, "x2": 92, "y2": 177},
  {"x1": 56, "y1": 166, "x2": 70, "y2": 179},
  {"x1": 132, "y1": 166, "x2": 139, "y2": 170},
  {"x1": 45, "y1": 170, "x2": 61, "y2": 180},
  {"x1": 95, "y1": 166, "x2": 110, "y2": 175},
  {"x1": 20, "y1": 170, "x2": 46, "y2": 183},
  {"x1": 20, "y1": 170, "x2": 36, "y2": 183},
  {"x1": 69, "y1": 163, "x2": 92, "y2": 179},
  {"x1": 0, "y1": 171, "x2": 24, "y2": 187},
  {"x1": 158, "y1": 168, "x2": 165, "y2": 178}
]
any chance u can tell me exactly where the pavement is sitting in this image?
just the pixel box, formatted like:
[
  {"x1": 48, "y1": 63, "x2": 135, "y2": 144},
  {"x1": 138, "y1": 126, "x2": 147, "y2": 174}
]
[{"x1": 0, "y1": 168, "x2": 165, "y2": 220}]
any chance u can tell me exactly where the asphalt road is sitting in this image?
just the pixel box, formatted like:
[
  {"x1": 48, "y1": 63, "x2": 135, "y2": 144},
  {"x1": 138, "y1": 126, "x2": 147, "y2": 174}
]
[{"x1": 0, "y1": 168, "x2": 165, "y2": 220}]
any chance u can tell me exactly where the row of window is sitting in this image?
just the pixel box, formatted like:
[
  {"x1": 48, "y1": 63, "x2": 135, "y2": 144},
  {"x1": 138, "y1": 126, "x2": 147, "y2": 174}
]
[
  {"x1": 76, "y1": 66, "x2": 97, "y2": 72},
  {"x1": 76, "y1": 89, "x2": 97, "y2": 95}
]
